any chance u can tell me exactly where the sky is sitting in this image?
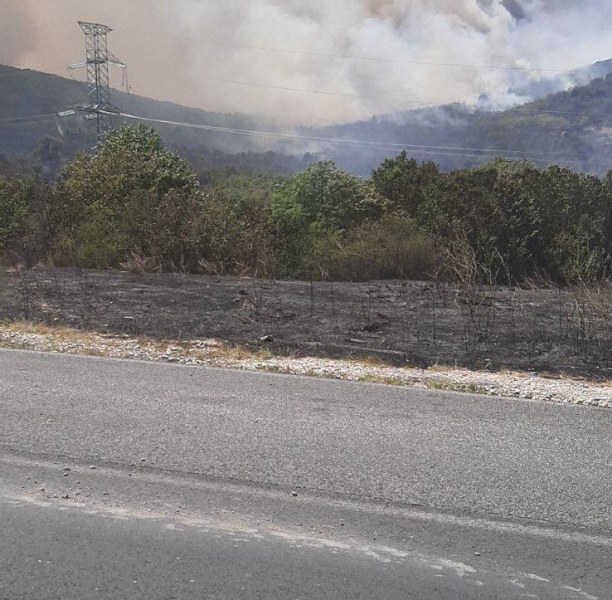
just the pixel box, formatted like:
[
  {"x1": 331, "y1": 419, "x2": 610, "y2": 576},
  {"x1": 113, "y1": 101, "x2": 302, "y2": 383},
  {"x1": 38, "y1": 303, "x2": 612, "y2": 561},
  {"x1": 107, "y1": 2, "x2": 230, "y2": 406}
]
[{"x1": 1, "y1": 0, "x2": 612, "y2": 126}]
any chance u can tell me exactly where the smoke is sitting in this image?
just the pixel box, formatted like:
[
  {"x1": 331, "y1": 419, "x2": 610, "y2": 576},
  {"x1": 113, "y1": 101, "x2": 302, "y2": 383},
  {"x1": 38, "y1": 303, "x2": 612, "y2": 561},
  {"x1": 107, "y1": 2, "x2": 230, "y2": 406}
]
[
  {"x1": 1, "y1": 0, "x2": 611, "y2": 125},
  {"x1": 0, "y1": 1, "x2": 35, "y2": 64}
]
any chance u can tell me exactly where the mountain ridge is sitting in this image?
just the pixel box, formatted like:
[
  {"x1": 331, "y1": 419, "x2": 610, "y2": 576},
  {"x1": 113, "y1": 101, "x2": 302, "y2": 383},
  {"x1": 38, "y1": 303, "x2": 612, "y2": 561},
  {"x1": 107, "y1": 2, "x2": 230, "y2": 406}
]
[{"x1": 1, "y1": 61, "x2": 611, "y2": 176}]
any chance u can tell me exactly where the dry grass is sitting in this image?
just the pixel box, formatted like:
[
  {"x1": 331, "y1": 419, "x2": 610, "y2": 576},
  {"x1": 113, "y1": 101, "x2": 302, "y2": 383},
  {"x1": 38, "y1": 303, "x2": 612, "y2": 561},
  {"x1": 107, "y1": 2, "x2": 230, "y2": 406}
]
[
  {"x1": 0, "y1": 319, "x2": 608, "y2": 389},
  {"x1": 119, "y1": 252, "x2": 159, "y2": 275},
  {"x1": 357, "y1": 373, "x2": 404, "y2": 386},
  {"x1": 424, "y1": 378, "x2": 484, "y2": 395}
]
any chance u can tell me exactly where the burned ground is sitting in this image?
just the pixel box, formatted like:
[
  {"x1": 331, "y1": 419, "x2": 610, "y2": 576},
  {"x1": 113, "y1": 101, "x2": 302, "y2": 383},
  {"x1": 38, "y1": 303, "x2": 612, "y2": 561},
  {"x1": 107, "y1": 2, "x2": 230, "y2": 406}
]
[{"x1": 1, "y1": 268, "x2": 610, "y2": 378}]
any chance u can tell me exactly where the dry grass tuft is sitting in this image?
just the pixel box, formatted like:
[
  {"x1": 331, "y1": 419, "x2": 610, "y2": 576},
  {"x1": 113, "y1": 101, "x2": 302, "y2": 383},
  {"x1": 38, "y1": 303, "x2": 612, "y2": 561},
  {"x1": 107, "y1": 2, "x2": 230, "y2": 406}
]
[{"x1": 119, "y1": 252, "x2": 159, "y2": 275}]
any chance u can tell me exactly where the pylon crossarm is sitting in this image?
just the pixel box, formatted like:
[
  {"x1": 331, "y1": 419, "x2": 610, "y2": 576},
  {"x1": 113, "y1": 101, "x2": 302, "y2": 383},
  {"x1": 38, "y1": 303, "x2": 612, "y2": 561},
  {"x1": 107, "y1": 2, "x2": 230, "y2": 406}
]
[{"x1": 64, "y1": 20, "x2": 126, "y2": 144}]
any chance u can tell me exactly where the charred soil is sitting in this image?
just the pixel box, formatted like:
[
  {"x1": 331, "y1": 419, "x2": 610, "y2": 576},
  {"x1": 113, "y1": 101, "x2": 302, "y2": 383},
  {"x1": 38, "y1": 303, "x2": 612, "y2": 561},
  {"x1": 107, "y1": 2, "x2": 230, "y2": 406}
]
[{"x1": 1, "y1": 268, "x2": 610, "y2": 378}]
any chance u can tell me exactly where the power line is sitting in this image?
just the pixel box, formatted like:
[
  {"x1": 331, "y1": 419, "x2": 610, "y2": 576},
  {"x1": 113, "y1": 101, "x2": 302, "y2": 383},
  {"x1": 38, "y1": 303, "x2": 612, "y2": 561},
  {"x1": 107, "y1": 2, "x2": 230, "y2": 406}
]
[
  {"x1": 0, "y1": 68, "x2": 584, "y2": 117},
  {"x1": 200, "y1": 76, "x2": 578, "y2": 116},
  {"x1": 1, "y1": 56, "x2": 601, "y2": 120},
  {"x1": 0, "y1": 115, "x2": 61, "y2": 132},
  {"x1": 0, "y1": 68, "x2": 556, "y2": 112},
  {"x1": 214, "y1": 43, "x2": 564, "y2": 73},
  {"x1": 106, "y1": 110, "x2": 582, "y2": 162},
  {"x1": 0, "y1": 110, "x2": 583, "y2": 166},
  {"x1": 204, "y1": 76, "x2": 436, "y2": 106},
  {"x1": 120, "y1": 28, "x2": 570, "y2": 74},
  {"x1": 0, "y1": 113, "x2": 59, "y2": 125}
]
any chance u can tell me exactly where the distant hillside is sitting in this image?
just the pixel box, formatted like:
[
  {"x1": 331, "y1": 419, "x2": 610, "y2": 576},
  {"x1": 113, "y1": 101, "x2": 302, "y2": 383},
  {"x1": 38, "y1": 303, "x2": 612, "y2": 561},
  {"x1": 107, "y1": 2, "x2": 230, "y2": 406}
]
[
  {"x1": 0, "y1": 64, "x2": 311, "y2": 175},
  {"x1": 1, "y1": 62, "x2": 612, "y2": 177},
  {"x1": 510, "y1": 58, "x2": 612, "y2": 101},
  {"x1": 308, "y1": 73, "x2": 612, "y2": 176}
]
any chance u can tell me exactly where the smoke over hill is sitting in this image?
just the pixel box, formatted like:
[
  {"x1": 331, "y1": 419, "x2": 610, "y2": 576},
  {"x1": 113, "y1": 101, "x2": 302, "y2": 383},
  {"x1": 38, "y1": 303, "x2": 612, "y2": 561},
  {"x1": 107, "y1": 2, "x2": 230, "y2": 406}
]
[{"x1": 1, "y1": 0, "x2": 611, "y2": 125}]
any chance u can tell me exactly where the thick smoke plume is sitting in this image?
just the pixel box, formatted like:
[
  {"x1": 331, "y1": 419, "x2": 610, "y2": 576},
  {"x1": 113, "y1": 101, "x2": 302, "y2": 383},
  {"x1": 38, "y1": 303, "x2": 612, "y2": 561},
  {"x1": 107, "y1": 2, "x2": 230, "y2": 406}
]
[{"x1": 1, "y1": 0, "x2": 611, "y2": 125}]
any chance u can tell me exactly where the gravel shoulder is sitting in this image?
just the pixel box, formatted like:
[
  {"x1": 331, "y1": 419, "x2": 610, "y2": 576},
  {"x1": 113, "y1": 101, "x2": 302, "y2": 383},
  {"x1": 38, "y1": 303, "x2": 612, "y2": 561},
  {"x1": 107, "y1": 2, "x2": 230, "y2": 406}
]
[{"x1": 1, "y1": 321, "x2": 609, "y2": 408}]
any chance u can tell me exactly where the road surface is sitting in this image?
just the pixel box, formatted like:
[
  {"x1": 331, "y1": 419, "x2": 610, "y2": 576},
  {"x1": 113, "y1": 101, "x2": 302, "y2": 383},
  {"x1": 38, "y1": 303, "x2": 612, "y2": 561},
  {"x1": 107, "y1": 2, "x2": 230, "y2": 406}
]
[{"x1": 0, "y1": 349, "x2": 610, "y2": 599}]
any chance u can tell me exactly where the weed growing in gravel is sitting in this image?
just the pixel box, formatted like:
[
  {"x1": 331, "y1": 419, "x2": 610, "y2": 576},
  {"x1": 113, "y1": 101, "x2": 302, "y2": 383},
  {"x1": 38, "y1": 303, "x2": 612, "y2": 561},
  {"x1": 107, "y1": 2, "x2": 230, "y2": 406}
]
[
  {"x1": 424, "y1": 379, "x2": 484, "y2": 395},
  {"x1": 357, "y1": 374, "x2": 404, "y2": 386}
]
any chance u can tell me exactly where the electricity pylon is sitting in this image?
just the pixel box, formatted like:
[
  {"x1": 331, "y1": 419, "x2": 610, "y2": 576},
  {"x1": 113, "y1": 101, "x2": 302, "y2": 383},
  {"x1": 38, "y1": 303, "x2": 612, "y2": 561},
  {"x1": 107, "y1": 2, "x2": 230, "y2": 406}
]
[{"x1": 67, "y1": 21, "x2": 127, "y2": 144}]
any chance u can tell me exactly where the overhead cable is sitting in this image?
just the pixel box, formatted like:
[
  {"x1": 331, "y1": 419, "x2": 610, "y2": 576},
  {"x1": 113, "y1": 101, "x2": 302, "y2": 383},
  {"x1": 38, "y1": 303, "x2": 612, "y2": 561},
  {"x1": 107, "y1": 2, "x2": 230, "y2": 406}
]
[{"x1": 106, "y1": 110, "x2": 581, "y2": 161}]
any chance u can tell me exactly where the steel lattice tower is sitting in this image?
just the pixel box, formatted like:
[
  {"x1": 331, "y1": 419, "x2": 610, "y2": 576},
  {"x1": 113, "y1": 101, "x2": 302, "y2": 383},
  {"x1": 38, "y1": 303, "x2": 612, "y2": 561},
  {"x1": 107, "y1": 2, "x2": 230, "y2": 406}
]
[{"x1": 69, "y1": 21, "x2": 127, "y2": 143}]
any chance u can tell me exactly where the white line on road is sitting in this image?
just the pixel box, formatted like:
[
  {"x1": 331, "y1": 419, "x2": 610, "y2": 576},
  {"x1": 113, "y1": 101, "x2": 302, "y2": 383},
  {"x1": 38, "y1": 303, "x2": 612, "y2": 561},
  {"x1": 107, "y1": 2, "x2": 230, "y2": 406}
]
[{"x1": 2, "y1": 453, "x2": 611, "y2": 549}]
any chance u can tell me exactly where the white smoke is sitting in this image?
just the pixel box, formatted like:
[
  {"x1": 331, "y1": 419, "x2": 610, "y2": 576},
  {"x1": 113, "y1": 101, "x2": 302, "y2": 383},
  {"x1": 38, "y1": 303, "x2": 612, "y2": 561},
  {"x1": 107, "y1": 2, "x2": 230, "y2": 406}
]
[{"x1": 1, "y1": 0, "x2": 611, "y2": 125}]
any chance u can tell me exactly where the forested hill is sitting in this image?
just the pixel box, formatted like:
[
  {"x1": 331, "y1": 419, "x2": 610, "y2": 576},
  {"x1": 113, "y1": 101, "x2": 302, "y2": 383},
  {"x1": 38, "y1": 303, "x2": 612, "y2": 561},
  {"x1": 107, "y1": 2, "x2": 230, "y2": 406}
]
[
  {"x1": 0, "y1": 64, "x2": 283, "y2": 153},
  {"x1": 309, "y1": 73, "x2": 612, "y2": 176},
  {"x1": 1, "y1": 63, "x2": 612, "y2": 176},
  {"x1": 465, "y1": 73, "x2": 612, "y2": 172},
  {"x1": 0, "y1": 64, "x2": 310, "y2": 174}
]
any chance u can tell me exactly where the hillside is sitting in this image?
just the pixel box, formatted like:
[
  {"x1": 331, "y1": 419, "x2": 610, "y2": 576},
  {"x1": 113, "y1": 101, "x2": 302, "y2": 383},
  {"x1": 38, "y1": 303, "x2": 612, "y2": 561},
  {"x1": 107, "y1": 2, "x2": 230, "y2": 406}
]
[
  {"x1": 510, "y1": 58, "x2": 612, "y2": 100},
  {"x1": 1, "y1": 62, "x2": 612, "y2": 177},
  {"x1": 0, "y1": 64, "x2": 310, "y2": 176},
  {"x1": 309, "y1": 72, "x2": 612, "y2": 176}
]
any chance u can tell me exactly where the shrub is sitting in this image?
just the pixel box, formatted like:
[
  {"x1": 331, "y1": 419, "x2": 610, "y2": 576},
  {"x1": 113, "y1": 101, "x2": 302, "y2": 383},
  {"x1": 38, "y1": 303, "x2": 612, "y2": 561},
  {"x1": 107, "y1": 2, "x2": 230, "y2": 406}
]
[
  {"x1": 52, "y1": 125, "x2": 203, "y2": 269},
  {"x1": 314, "y1": 215, "x2": 437, "y2": 281},
  {"x1": 0, "y1": 176, "x2": 51, "y2": 266}
]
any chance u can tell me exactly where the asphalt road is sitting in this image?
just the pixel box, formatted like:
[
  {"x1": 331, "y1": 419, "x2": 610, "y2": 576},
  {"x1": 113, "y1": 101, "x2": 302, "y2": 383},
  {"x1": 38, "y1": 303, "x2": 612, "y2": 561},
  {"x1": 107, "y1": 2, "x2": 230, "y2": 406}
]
[{"x1": 0, "y1": 349, "x2": 610, "y2": 599}]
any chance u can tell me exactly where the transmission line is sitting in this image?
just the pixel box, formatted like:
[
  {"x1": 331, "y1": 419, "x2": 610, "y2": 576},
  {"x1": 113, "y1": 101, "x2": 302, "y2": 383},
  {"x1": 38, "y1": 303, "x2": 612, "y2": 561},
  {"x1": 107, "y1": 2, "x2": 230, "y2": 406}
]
[
  {"x1": 105, "y1": 110, "x2": 582, "y2": 162},
  {"x1": 121, "y1": 28, "x2": 573, "y2": 74},
  {"x1": 199, "y1": 76, "x2": 578, "y2": 116}
]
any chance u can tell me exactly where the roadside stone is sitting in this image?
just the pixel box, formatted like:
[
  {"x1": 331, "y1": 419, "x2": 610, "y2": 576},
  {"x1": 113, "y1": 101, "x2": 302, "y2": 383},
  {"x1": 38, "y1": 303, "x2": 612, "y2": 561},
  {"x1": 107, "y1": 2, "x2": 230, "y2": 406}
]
[{"x1": 0, "y1": 323, "x2": 609, "y2": 409}]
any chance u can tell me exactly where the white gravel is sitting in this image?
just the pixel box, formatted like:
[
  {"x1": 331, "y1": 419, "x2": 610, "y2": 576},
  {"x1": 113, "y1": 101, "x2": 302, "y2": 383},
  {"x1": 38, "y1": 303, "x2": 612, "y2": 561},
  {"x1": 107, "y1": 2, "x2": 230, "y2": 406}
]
[{"x1": 1, "y1": 326, "x2": 609, "y2": 409}]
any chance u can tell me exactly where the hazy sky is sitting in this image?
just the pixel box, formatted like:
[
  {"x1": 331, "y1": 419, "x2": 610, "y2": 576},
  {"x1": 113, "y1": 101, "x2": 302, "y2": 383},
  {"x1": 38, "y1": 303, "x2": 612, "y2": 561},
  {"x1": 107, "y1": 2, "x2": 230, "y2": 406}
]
[{"x1": 1, "y1": 0, "x2": 611, "y2": 125}]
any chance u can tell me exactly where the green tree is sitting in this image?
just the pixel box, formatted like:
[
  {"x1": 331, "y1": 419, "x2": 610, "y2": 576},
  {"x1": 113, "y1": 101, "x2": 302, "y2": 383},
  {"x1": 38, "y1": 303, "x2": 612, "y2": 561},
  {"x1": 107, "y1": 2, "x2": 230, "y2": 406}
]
[
  {"x1": 371, "y1": 151, "x2": 440, "y2": 216},
  {"x1": 417, "y1": 167, "x2": 504, "y2": 279},
  {"x1": 0, "y1": 176, "x2": 51, "y2": 266},
  {"x1": 198, "y1": 173, "x2": 277, "y2": 276},
  {"x1": 415, "y1": 159, "x2": 610, "y2": 283},
  {"x1": 270, "y1": 160, "x2": 378, "y2": 277},
  {"x1": 53, "y1": 125, "x2": 203, "y2": 269}
]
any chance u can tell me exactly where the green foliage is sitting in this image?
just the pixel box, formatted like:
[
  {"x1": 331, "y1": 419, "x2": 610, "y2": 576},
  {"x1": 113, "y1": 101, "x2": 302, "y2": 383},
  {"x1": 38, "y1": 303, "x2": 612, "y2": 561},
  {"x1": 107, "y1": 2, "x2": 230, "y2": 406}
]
[
  {"x1": 272, "y1": 160, "x2": 377, "y2": 229},
  {"x1": 198, "y1": 174, "x2": 277, "y2": 276},
  {"x1": 313, "y1": 215, "x2": 436, "y2": 281},
  {"x1": 417, "y1": 166, "x2": 505, "y2": 279},
  {"x1": 414, "y1": 157, "x2": 611, "y2": 284},
  {"x1": 53, "y1": 125, "x2": 203, "y2": 269},
  {"x1": 270, "y1": 160, "x2": 380, "y2": 277},
  {"x1": 0, "y1": 134, "x2": 609, "y2": 285},
  {"x1": 371, "y1": 151, "x2": 440, "y2": 215},
  {"x1": 0, "y1": 176, "x2": 51, "y2": 265}
]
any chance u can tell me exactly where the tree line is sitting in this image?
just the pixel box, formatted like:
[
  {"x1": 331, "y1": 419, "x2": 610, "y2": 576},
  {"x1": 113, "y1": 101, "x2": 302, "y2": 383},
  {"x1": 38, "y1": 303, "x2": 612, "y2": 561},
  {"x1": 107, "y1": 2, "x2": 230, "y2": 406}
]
[{"x1": 1, "y1": 125, "x2": 610, "y2": 285}]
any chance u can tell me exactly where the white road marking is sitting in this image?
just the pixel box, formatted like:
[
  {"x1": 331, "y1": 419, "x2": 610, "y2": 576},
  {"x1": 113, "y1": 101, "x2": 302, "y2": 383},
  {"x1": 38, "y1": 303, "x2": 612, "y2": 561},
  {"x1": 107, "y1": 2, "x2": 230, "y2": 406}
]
[
  {"x1": 0, "y1": 453, "x2": 607, "y2": 600},
  {"x1": 437, "y1": 559, "x2": 477, "y2": 577},
  {"x1": 563, "y1": 586, "x2": 599, "y2": 600},
  {"x1": 2, "y1": 453, "x2": 610, "y2": 549},
  {"x1": 522, "y1": 573, "x2": 550, "y2": 583}
]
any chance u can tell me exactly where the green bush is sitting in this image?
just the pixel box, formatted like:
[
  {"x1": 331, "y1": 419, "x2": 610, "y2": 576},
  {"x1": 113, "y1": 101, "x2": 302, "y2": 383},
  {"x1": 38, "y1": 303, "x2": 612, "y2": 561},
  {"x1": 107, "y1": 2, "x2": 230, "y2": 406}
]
[
  {"x1": 52, "y1": 125, "x2": 203, "y2": 269},
  {"x1": 313, "y1": 215, "x2": 436, "y2": 281},
  {"x1": 196, "y1": 174, "x2": 277, "y2": 276},
  {"x1": 270, "y1": 160, "x2": 380, "y2": 277},
  {"x1": 0, "y1": 138, "x2": 609, "y2": 285},
  {"x1": 0, "y1": 176, "x2": 51, "y2": 266}
]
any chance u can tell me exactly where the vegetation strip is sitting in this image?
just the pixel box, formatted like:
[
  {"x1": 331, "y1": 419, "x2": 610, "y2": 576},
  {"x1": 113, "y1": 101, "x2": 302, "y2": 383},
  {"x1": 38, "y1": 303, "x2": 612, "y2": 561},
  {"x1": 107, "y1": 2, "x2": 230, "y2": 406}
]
[
  {"x1": 1, "y1": 125, "x2": 610, "y2": 285},
  {"x1": 1, "y1": 322, "x2": 609, "y2": 409}
]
